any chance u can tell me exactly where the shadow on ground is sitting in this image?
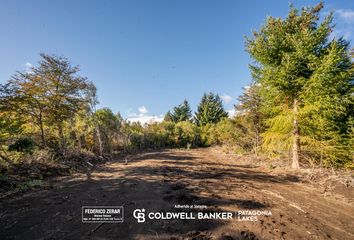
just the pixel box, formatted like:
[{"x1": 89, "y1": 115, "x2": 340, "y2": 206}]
[{"x1": 0, "y1": 149, "x2": 302, "y2": 240}]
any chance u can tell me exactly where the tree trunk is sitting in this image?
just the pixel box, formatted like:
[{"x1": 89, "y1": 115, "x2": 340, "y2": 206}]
[
  {"x1": 292, "y1": 98, "x2": 300, "y2": 168},
  {"x1": 58, "y1": 123, "x2": 66, "y2": 155},
  {"x1": 96, "y1": 127, "x2": 103, "y2": 157},
  {"x1": 255, "y1": 131, "x2": 259, "y2": 156},
  {"x1": 38, "y1": 112, "x2": 46, "y2": 147},
  {"x1": 254, "y1": 122, "x2": 260, "y2": 157}
]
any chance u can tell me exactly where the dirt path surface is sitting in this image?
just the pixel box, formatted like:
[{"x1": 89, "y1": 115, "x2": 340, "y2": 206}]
[{"x1": 1, "y1": 148, "x2": 353, "y2": 240}]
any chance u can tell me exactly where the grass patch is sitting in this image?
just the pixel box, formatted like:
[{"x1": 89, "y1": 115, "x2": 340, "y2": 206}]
[{"x1": 17, "y1": 179, "x2": 44, "y2": 191}]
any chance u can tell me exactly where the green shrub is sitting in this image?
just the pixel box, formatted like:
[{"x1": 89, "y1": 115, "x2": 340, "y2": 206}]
[{"x1": 8, "y1": 138, "x2": 36, "y2": 154}]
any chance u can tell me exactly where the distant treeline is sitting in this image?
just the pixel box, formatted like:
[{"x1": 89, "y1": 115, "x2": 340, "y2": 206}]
[{"x1": 0, "y1": 3, "x2": 353, "y2": 170}]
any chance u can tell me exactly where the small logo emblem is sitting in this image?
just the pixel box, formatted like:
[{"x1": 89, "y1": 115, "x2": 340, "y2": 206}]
[{"x1": 133, "y1": 209, "x2": 146, "y2": 223}]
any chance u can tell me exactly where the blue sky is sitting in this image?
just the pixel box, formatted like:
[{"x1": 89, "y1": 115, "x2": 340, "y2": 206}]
[{"x1": 0, "y1": 0, "x2": 353, "y2": 123}]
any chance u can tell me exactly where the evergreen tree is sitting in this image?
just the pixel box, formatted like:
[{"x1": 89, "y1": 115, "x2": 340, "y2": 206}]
[
  {"x1": 195, "y1": 93, "x2": 228, "y2": 126},
  {"x1": 170, "y1": 100, "x2": 192, "y2": 122},
  {"x1": 246, "y1": 3, "x2": 354, "y2": 168},
  {"x1": 236, "y1": 83, "x2": 264, "y2": 155},
  {"x1": 164, "y1": 111, "x2": 173, "y2": 122}
]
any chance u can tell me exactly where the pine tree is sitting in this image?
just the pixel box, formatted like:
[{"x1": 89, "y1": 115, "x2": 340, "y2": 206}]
[
  {"x1": 164, "y1": 100, "x2": 192, "y2": 123},
  {"x1": 163, "y1": 111, "x2": 173, "y2": 122},
  {"x1": 170, "y1": 100, "x2": 192, "y2": 122},
  {"x1": 195, "y1": 93, "x2": 228, "y2": 126},
  {"x1": 246, "y1": 3, "x2": 354, "y2": 168},
  {"x1": 236, "y1": 83, "x2": 264, "y2": 155}
]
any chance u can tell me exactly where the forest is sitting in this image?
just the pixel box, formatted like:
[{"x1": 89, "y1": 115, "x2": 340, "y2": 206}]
[{"x1": 0, "y1": 3, "x2": 353, "y2": 180}]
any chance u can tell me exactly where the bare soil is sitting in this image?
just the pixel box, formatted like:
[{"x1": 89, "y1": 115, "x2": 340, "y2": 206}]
[{"x1": 0, "y1": 148, "x2": 353, "y2": 240}]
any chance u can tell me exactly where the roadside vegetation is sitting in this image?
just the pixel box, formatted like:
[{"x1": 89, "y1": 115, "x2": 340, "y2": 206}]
[{"x1": 0, "y1": 3, "x2": 353, "y2": 194}]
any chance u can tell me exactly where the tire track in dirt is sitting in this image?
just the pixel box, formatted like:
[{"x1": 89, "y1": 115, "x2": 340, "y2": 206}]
[{"x1": 0, "y1": 148, "x2": 353, "y2": 239}]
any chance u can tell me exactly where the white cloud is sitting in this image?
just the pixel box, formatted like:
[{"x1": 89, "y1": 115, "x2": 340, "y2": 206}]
[
  {"x1": 335, "y1": 9, "x2": 354, "y2": 22},
  {"x1": 23, "y1": 62, "x2": 33, "y2": 73},
  {"x1": 220, "y1": 94, "x2": 233, "y2": 103},
  {"x1": 127, "y1": 115, "x2": 163, "y2": 125},
  {"x1": 226, "y1": 109, "x2": 236, "y2": 118},
  {"x1": 138, "y1": 106, "x2": 148, "y2": 115},
  {"x1": 331, "y1": 8, "x2": 354, "y2": 40},
  {"x1": 24, "y1": 62, "x2": 32, "y2": 68},
  {"x1": 127, "y1": 106, "x2": 163, "y2": 124}
]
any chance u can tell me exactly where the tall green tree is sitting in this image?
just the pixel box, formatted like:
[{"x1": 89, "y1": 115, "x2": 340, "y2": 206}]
[
  {"x1": 246, "y1": 3, "x2": 354, "y2": 168},
  {"x1": 236, "y1": 83, "x2": 264, "y2": 155},
  {"x1": 168, "y1": 100, "x2": 192, "y2": 122},
  {"x1": 195, "y1": 92, "x2": 228, "y2": 126}
]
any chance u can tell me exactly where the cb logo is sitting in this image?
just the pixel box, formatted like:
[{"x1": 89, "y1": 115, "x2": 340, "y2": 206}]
[{"x1": 133, "y1": 209, "x2": 146, "y2": 223}]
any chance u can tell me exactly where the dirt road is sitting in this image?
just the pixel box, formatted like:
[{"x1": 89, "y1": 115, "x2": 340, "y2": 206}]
[{"x1": 0, "y1": 148, "x2": 353, "y2": 240}]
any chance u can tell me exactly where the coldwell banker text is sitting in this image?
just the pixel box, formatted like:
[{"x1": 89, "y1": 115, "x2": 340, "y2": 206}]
[{"x1": 132, "y1": 209, "x2": 272, "y2": 223}]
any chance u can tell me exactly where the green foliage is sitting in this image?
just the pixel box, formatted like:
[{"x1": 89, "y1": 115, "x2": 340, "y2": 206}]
[
  {"x1": 0, "y1": 112, "x2": 25, "y2": 166},
  {"x1": 195, "y1": 92, "x2": 228, "y2": 126},
  {"x1": 0, "y1": 113, "x2": 23, "y2": 141},
  {"x1": 0, "y1": 53, "x2": 96, "y2": 167},
  {"x1": 93, "y1": 108, "x2": 121, "y2": 153},
  {"x1": 18, "y1": 179, "x2": 44, "y2": 191},
  {"x1": 120, "y1": 120, "x2": 200, "y2": 150},
  {"x1": 166, "y1": 100, "x2": 192, "y2": 122},
  {"x1": 261, "y1": 108, "x2": 293, "y2": 155},
  {"x1": 174, "y1": 121, "x2": 200, "y2": 147},
  {"x1": 198, "y1": 118, "x2": 252, "y2": 154},
  {"x1": 8, "y1": 138, "x2": 36, "y2": 154},
  {"x1": 207, "y1": 119, "x2": 238, "y2": 146},
  {"x1": 236, "y1": 83, "x2": 265, "y2": 154},
  {"x1": 0, "y1": 53, "x2": 94, "y2": 149},
  {"x1": 246, "y1": 3, "x2": 354, "y2": 167},
  {"x1": 164, "y1": 111, "x2": 173, "y2": 122},
  {"x1": 1, "y1": 7, "x2": 353, "y2": 174}
]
